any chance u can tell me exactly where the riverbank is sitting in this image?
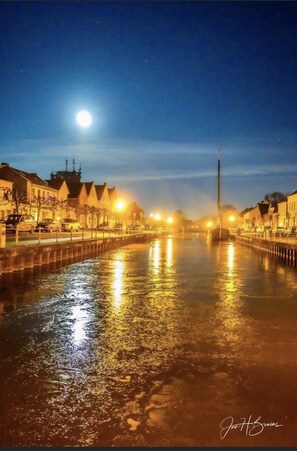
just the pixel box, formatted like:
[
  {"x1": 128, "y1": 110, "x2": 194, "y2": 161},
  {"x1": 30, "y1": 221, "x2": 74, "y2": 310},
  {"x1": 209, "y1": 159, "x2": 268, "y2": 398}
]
[{"x1": 0, "y1": 232, "x2": 157, "y2": 276}]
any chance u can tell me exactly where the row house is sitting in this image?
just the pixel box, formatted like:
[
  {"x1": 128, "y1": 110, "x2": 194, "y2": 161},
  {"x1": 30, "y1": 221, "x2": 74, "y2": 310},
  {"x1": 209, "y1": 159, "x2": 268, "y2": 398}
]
[
  {"x1": 0, "y1": 162, "x2": 145, "y2": 228},
  {"x1": 95, "y1": 183, "x2": 110, "y2": 224},
  {"x1": 240, "y1": 207, "x2": 254, "y2": 230},
  {"x1": 49, "y1": 166, "x2": 121, "y2": 227},
  {"x1": 242, "y1": 201, "x2": 270, "y2": 231},
  {"x1": 0, "y1": 163, "x2": 59, "y2": 222},
  {"x1": 0, "y1": 178, "x2": 13, "y2": 220},
  {"x1": 277, "y1": 199, "x2": 288, "y2": 228},
  {"x1": 242, "y1": 192, "x2": 297, "y2": 231},
  {"x1": 262, "y1": 203, "x2": 278, "y2": 230},
  {"x1": 48, "y1": 179, "x2": 121, "y2": 228},
  {"x1": 287, "y1": 190, "x2": 297, "y2": 228}
]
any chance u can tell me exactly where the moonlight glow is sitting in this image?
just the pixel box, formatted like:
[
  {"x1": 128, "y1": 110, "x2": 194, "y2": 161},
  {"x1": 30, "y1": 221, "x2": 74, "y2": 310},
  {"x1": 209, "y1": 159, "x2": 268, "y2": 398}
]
[{"x1": 76, "y1": 110, "x2": 92, "y2": 128}]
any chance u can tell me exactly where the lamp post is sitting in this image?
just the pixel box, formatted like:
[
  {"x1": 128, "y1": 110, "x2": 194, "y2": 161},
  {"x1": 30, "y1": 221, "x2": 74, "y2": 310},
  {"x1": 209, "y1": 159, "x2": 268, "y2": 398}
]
[{"x1": 115, "y1": 199, "x2": 127, "y2": 235}]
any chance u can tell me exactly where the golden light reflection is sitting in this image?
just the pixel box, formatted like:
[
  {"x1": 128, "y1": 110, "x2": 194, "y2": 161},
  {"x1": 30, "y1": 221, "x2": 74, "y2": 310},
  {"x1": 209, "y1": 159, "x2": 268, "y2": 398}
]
[
  {"x1": 149, "y1": 240, "x2": 161, "y2": 275},
  {"x1": 227, "y1": 243, "x2": 235, "y2": 272},
  {"x1": 166, "y1": 237, "x2": 173, "y2": 268},
  {"x1": 113, "y1": 255, "x2": 124, "y2": 309},
  {"x1": 71, "y1": 305, "x2": 88, "y2": 345},
  {"x1": 214, "y1": 241, "x2": 245, "y2": 352}
]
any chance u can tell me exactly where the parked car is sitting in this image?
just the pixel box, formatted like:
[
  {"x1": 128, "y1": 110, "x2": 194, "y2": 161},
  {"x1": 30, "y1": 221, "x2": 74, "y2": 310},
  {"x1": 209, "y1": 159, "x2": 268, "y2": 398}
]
[
  {"x1": 3, "y1": 214, "x2": 36, "y2": 233},
  {"x1": 273, "y1": 226, "x2": 285, "y2": 236},
  {"x1": 97, "y1": 222, "x2": 112, "y2": 231},
  {"x1": 61, "y1": 218, "x2": 81, "y2": 232},
  {"x1": 36, "y1": 218, "x2": 61, "y2": 233},
  {"x1": 113, "y1": 223, "x2": 124, "y2": 232},
  {"x1": 286, "y1": 226, "x2": 297, "y2": 236}
]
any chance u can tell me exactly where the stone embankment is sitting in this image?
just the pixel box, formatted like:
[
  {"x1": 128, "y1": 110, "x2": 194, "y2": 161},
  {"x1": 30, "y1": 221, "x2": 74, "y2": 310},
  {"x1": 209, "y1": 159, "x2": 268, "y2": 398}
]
[
  {"x1": 0, "y1": 233, "x2": 156, "y2": 276},
  {"x1": 236, "y1": 235, "x2": 297, "y2": 267}
]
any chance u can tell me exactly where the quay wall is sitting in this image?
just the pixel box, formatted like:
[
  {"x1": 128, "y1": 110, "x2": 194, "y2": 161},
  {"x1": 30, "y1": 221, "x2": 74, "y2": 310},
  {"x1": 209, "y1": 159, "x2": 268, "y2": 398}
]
[
  {"x1": 0, "y1": 233, "x2": 156, "y2": 276},
  {"x1": 236, "y1": 235, "x2": 297, "y2": 267}
]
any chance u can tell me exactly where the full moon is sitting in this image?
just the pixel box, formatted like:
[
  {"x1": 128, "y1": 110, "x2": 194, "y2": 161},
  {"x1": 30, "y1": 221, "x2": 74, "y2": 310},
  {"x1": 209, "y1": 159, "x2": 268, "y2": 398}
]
[{"x1": 76, "y1": 110, "x2": 92, "y2": 128}]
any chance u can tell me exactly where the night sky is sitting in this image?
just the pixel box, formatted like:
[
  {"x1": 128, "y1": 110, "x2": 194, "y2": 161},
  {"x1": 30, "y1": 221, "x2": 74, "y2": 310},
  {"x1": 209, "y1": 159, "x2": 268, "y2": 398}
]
[{"x1": 1, "y1": 1, "x2": 297, "y2": 218}]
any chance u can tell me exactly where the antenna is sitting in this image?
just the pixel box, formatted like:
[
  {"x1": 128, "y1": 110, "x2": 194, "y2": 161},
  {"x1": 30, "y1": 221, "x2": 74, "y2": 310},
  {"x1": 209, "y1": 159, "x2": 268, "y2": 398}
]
[
  {"x1": 79, "y1": 163, "x2": 82, "y2": 173},
  {"x1": 66, "y1": 159, "x2": 68, "y2": 171},
  {"x1": 72, "y1": 158, "x2": 76, "y2": 171}
]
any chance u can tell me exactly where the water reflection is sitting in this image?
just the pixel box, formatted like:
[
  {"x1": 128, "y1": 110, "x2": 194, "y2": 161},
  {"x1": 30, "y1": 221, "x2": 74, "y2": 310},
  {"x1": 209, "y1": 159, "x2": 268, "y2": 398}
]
[
  {"x1": 166, "y1": 238, "x2": 173, "y2": 268},
  {"x1": 150, "y1": 239, "x2": 160, "y2": 274},
  {"x1": 227, "y1": 242, "x2": 235, "y2": 272},
  {"x1": 1, "y1": 237, "x2": 297, "y2": 446},
  {"x1": 214, "y1": 242, "x2": 247, "y2": 351},
  {"x1": 112, "y1": 254, "x2": 125, "y2": 309},
  {"x1": 71, "y1": 305, "x2": 88, "y2": 345}
]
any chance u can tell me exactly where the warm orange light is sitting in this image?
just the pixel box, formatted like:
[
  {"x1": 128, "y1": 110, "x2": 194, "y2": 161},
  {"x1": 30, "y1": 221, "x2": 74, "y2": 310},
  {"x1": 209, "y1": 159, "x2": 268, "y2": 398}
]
[
  {"x1": 167, "y1": 217, "x2": 174, "y2": 224},
  {"x1": 116, "y1": 200, "x2": 126, "y2": 211},
  {"x1": 207, "y1": 221, "x2": 213, "y2": 228},
  {"x1": 229, "y1": 215, "x2": 236, "y2": 222},
  {"x1": 155, "y1": 213, "x2": 161, "y2": 221}
]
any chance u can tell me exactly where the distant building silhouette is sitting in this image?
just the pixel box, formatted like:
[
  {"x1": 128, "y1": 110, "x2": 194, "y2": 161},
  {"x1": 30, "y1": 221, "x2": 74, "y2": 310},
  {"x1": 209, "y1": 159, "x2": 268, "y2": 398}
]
[{"x1": 50, "y1": 159, "x2": 82, "y2": 184}]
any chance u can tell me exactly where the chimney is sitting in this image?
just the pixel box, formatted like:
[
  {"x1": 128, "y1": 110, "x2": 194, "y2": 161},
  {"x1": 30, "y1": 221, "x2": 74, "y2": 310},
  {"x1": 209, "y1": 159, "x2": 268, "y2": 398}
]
[{"x1": 1, "y1": 162, "x2": 9, "y2": 166}]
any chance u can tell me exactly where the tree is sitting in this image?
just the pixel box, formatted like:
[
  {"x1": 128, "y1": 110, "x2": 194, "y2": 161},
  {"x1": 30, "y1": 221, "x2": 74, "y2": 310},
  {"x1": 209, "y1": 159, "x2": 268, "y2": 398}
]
[
  {"x1": 221, "y1": 204, "x2": 237, "y2": 213},
  {"x1": 11, "y1": 189, "x2": 30, "y2": 214},
  {"x1": 32, "y1": 194, "x2": 58, "y2": 223},
  {"x1": 264, "y1": 192, "x2": 286, "y2": 203}
]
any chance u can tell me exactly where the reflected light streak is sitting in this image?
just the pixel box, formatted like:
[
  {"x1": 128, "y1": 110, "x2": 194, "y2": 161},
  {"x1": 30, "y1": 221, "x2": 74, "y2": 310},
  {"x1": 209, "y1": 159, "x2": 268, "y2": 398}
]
[
  {"x1": 71, "y1": 305, "x2": 88, "y2": 345},
  {"x1": 166, "y1": 238, "x2": 173, "y2": 268},
  {"x1": 149, "y1": 240, "x2": 161, "y2": 274},
  {"x1": 113, "y1": 257, "x2": 124, "y2": 309},
  {"x1": 227, "y1": 243, "x2": 235, "y2": 272}
]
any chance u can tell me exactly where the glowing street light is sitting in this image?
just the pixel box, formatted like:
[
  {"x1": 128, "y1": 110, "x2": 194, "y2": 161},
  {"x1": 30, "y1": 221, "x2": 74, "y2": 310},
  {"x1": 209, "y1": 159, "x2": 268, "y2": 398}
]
[
  {"x1": 207, "y1": 221, "x2": 213, "y2": 228},
  {"x1": 76, "y1": 110, "x2": 93, "y2": 128},
  {"x1": 116, "y1": 200, "x2": 126, "y2": 211},
  {"x1": 167, "y1": 217, "x2": 174, "y2": 224},
  {"x1": 229, "y1": 215, "x2": 236, "y2": 223},
  {"x1": 155, "y1": 213, "x2": 161, "y2": 221}
]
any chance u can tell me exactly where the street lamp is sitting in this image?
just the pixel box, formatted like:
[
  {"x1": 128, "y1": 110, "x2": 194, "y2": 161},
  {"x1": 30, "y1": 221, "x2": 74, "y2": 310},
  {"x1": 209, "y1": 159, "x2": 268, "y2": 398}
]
[{"x1": 115, "y1": 199, "x2": 127, "y2": 234}]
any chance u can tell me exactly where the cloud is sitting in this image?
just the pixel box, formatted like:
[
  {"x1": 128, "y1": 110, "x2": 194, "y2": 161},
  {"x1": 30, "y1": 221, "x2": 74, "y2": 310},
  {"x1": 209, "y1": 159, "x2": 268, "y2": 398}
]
[{"x1": 1, "y1": 136, "x2": 297, "y2": 217}]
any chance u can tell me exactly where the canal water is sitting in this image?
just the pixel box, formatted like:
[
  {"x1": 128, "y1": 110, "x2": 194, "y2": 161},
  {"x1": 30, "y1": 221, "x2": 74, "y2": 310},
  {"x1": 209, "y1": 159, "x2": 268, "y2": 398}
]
[{"x1": 0, "y1": 235, "x2": 297, "y2": 447}]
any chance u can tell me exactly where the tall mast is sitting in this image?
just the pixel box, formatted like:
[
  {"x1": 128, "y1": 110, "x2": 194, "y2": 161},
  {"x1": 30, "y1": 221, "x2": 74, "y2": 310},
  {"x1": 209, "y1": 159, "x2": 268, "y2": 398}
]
[{"x1": 217, "y1": 146, "x2": 221, "y2": 222}]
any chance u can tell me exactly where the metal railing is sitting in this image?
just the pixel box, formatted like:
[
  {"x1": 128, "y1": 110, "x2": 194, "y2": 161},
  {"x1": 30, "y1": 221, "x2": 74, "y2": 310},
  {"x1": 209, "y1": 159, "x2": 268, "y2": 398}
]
[
  {"x1": 1, "y1": 225, "x2": 157, "y2": 249},
  {"x1": 241, "y1": 230, "x2": 297, "y2": 244}
]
